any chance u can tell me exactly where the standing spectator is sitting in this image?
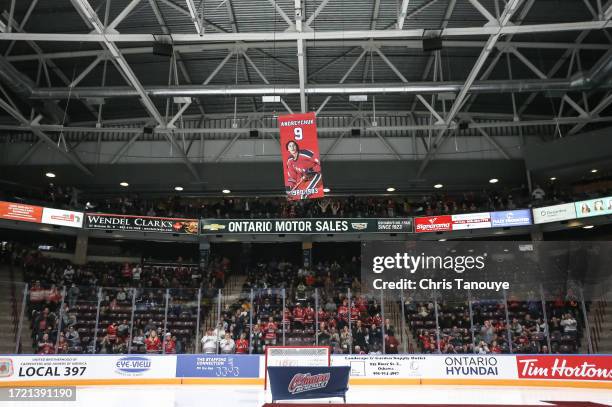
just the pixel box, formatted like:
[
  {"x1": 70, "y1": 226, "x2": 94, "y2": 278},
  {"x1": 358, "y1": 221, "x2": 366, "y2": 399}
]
[
  {"x1": 38, "y1": 333, "x2": 55, "y2": 354},
  {"x1": 385, "y1": 334, "x2": 400, "y2": 354},
  {"x1": 201, "y1": 328, "x2": 218, "y2": 354},
  {"x1": 65, "y1": 326, "x2": 80, "y2": 348},
  {"x1": 219, "y1": 333, "x2": 236, "y2": 354},
  {"x1": 145, "y1": 330, "x2": 161, "y2": 353},
  {"x1": 235, "y1": 333, "x2": 249, "y2": 354},
  {"x1": 163, "y1": 333, "x2": 176, "y2": 354},
  {"x1": 67, "y1": 284, "x2": 79, "y2": 309},
  {"x1": 532, "y1": 185, "x2": 545, "y2": 201}
]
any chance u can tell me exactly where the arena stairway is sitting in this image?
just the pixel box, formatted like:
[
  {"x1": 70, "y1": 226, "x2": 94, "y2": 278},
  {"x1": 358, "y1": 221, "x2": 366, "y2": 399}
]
[
  {"x1": 0, "y1": 264, "x2": 30, "y2": 354},
  {"x1": 589, "y1": 292, "x2": 612, "y2": 353},
  {"x1": 202, "y1": 273, "x2": 249, "y2": 333}
]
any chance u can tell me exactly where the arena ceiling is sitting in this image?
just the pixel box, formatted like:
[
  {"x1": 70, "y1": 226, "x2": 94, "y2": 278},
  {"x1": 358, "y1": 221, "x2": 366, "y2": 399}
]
[{"x1": 0, "y1": 0, "x2": 611, "y2": 195}]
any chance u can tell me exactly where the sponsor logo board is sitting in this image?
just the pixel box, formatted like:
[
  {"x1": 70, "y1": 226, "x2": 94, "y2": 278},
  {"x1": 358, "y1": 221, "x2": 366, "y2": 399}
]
[
  {"x1": 516, "y1": 356, "x2": 612, "y2": 381},
  {"x1": 41, "y1": 208, "x2": 84, "y2": 228},
  {"x1": 201, "y1": 218, "x2": 412, "y2": 234},
  {"x1": 532, "y1": 203, "x2": 577, "y2": 224},
  {"x1": 574, "y1": 196, "x2": 612, "y2": 219},
  {"x1": 451, "y1": 212, "x2": 492, "y2": 230},
  {"x1": 85, "y1": 214, "x2": 198, "y2": 234},
  {"x1": 490, "y1": 210, "x2": 532, "y2": 227},
  {"x1": 0, "y1": 202, "x2": 43, "y2": 223},
  {"x1": 414, "y1": 216, "x2": 452, "y2": 233}
]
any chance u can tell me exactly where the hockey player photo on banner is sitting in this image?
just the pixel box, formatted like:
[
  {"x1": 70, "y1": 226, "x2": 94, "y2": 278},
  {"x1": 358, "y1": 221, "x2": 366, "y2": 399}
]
[{"x1": 278, "y1": 112, "x2": 325, "y2": 201}]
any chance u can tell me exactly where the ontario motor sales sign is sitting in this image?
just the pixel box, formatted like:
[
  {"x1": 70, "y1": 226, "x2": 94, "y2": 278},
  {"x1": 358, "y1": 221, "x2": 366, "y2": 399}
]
[{"x1": 85, "y1": 213, "x2": 199, "y2": 234}]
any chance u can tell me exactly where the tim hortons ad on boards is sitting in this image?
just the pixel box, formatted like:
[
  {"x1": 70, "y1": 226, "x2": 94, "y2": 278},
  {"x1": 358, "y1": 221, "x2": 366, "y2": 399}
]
[{"x1": 516, "y1": 355, "x2": 612, "y2": 381}]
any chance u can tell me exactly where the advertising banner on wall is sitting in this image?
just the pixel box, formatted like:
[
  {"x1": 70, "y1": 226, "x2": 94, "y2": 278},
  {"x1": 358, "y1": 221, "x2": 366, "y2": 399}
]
[
  {"x1": 516, "y1": 355, "x2": 612, "y2": 381},
  {"x1": 574, "y1": 196, "x2": 612, "y2": 218},
  {"x1": 532, "y1": 203, "x2": 577, "y2": 224},
  {"x1": 0, "y1": 355, "x2": 176, "y2": 382},
  {"x1": 41, "y1": 208, "x2": 84, "y2": 228},
  {"x1": 201, "y1": 218, "x2": 413, "y2": 234},
  {"x1": 331, "y1": 355, "x2": 518, "y2": 380},
  {"x1": 0, "y1": 201, "x2": 43, "y2": 223},
  {"x1": 85, "y1": 213, "x2": 199, "y2": 234},
  {"x1": 278, "y1": 112, "x2": 325, "y2": 201},
  {"x1": 176, "y1": 355, "x2": 260, "y2": 378},
  {"x1": 490, "y1": 209, "x2": 532, "y2": 228},
  {"x1": 451, "y1": 212, "x2": 492, "y2": 230},
  {"x1": 414, "y1": 215, "x2": 452, "y2": 233}
]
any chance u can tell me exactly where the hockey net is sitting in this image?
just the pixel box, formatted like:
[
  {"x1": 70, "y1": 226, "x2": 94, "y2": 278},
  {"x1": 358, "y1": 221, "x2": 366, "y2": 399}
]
[{"x1": 264, "y1": 346, "x2": 331, "y2": 389}]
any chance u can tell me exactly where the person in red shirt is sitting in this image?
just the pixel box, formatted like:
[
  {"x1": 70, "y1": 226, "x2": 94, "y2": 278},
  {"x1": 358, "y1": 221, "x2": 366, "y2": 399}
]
[
  {"x1": 38, "y1": 334, "x2": 55, "y2": 354},
  {"x1": 264, "y1": 317, "x2": 277, "y2": 345},
  {"x1": 303, "y1": 304, "x2": 315, "y2": 330},
  {"x1": 317, "y1": 308, "x2": 327, "y2": 323},
  {"x1": 282, "y1": 308, "x2": 292, "y2": 333},
  {"x1": 145, "y1": 330, "x2": 161, "y2": 353},
  {"x1": 292, "y1": 304, "x2": 304, "y2": 330},
  {"x1": 163, "y1": 333, "x2": 176, "y2": 354},
  {"x1": 385, "y1": 334, "x2": 400, "y2": 354},
  {"x1": 107, "y1": 322, "x2": 118, "y2": 343},
  {"x1": 235, "y1": 333, "x2": 249, "y2": 354},
  {"x1": 337, "y1": 300, "x2": 349, "y2": 323}
]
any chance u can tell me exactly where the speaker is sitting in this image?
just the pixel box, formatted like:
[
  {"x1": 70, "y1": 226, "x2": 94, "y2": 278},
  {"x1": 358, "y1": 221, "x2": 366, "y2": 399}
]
[
  {"x1": 351, "y1": 128, "x2": 361, "y2": 136},
  {"x1": 458, "y1": 121, "x2": 469, "y2": 131},
  {"x1": 249, "y1": 130, "x2": 259, "y2": 138},
  {"x1": 422, "y1": 36, "x2": 442, "y2": 52},
  {"x1": 153, "y1": 42, "x2": 173, "y2": 57},
  {"x1": 143, "y1": 126, "x2": 154, "y2": 135}
]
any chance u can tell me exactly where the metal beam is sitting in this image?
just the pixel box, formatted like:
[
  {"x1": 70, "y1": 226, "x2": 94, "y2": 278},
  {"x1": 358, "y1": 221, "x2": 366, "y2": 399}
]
[
  {"x1": 69, "y1": 56, "x2": 103, "y2": 87},
  {"x1": 316, "y1": 49, "x2": 367, "y2": 115},
  {"x1": 107, "y1": 0, "x2": 143, "y2": 31},
  {"x1": 16, "y1": 139, "x2": 43, "y2": 165},
  {"x1": 70, "y1": 0, "x2": 201, "y2": 181},
  {"x1": 1, "y1": 21, "x2": 611, "y2": 42},
  {"x1": 417, "y1": 0, "x2": 525, "y2": 176},
  {"x1": 0, "y1": 97, "x2": 93, "y2": 175},
  {"x1": 185, "y1": 0, "x2": 203, "y2": 35},
  {"x1": 468, "y1": 0, "x2": 498, "y2": 25},
  {"x1": 4, "y1": 0, "x2": 38, "y2": 57},
  {"x1": 463, "y1": 116, "x2": 511, "y2": 159},
  {"x1": 568, "y1": 92, "x2": 612, "y2": 134},
  {"x1": 305, "y1": 0, "x2": 331, "y2": 26},
  {"x1": 28, "y1": 78, "x2": 612, "y2": 99},
  {"x1": 267, "y1": 0, "x2": 295, "y2": 29},
  {"x1": 7, "y1": 39, "x2": 612, "y2": 63},
  {"x1": 397, "y1": 0, "x2": 411, "y2": 29}
]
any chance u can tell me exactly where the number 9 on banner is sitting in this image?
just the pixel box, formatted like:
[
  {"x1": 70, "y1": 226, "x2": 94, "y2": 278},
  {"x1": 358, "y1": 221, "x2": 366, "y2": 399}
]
[{"x1": 294, "y1": 127, "x2": 303, "y2": 140}]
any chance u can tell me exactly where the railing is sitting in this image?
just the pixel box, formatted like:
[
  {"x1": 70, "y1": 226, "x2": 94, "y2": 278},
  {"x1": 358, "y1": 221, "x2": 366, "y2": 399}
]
[
  {"x1": 589, "y1": 293, "x2": 608, "y2": 353},
  {"x1": 3, "y1": 281, "x2": 607, "y2": 356}
]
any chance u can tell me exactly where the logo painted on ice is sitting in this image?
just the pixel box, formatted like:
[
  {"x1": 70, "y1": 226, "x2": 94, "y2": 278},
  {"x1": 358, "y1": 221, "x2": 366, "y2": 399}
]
[
  {"x1": 287, "y1": 373, "x2": 330, "y2": 394},
  {"x1": 115, "y1": 356, "x2": 151, "y2": 376}
]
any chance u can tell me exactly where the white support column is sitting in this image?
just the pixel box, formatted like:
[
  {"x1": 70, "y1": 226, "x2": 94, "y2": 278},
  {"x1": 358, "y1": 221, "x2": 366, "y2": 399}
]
[{"x1": 185, "y1": 0, "x2": 203, "y2": 35}]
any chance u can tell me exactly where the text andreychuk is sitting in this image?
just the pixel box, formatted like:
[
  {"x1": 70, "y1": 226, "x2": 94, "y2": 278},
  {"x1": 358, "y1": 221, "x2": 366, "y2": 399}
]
[{"x1": 372, "y1": 278, "x2": 510, "y2": 291}]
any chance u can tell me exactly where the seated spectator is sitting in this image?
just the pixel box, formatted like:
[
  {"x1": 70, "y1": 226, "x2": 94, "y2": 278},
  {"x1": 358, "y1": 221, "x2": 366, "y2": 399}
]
[
  {"x1": 65, "y1": 326, "x2": 80, "y2": 347},
  {"x1": 560, "y1": 313, "x2": 577, "y2": 336}
]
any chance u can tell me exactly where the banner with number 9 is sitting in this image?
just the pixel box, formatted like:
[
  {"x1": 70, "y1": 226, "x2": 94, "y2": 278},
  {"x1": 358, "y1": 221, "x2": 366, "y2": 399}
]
[{"x1": 278, "y1": 112, "x2": 325, "y2": 201}]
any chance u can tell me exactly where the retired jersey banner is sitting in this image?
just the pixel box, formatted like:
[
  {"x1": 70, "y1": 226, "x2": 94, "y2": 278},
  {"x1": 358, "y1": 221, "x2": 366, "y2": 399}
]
[{"x1": 278, "y1": 112, "x2": 325, "y2": 201}]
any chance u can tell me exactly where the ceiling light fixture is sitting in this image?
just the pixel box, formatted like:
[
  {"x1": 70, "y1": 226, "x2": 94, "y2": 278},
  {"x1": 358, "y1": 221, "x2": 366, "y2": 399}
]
[
  {"x1": 323, "y1": 188, "x2": 330, "y2": 193},
  {"x1": 175, "y1": 186, "x2": 184, "y2": 191},
  {"x1": 591, "y1": 169, "x2": 598, "y2": 173},
  {"x1": 120, "y1": 182, "x2": 129, "y2": 187},
  {"x1": 222, "y1": 189, "x2": 231, "y2": 194},
  {"x1": 434, "y1": 184, "x2": 443, "y2": 189},
  {"x1": 489, "y1": 178, "x2": 499, "y2": 184},
  {"x1": 583, "y1": 225, "x2": 594, "y2": 229},
  {"x1": 386, "y1": 187, "x2": 396, "y2": 192},
  {"x1": 550, "y1": 177, "x2": 557, "y2": 181},
  {"x1": 45, "y1": 172, "x2": 56, "y2": 178}
]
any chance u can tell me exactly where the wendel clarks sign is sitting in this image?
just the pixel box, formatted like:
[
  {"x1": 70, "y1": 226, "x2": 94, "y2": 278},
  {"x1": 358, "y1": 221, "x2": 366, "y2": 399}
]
[
  {"x1": 86, "y1": 213, "x2": 199, "y2": 234},
  {"x1": 200, "y1": 218, "x2": 413, "y2": 234}
]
